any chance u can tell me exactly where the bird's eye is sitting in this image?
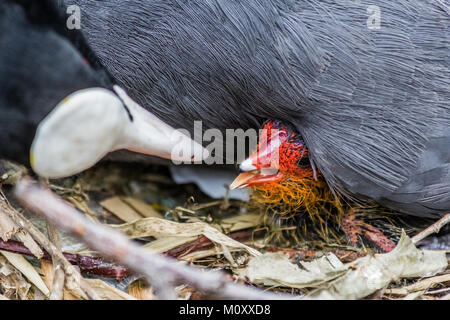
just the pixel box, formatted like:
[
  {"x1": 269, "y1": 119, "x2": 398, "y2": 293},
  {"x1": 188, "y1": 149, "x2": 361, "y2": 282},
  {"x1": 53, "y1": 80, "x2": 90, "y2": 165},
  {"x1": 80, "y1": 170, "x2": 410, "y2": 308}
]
[{"x1": 296, "y1": 157, "x2": 311, "y2": 168}]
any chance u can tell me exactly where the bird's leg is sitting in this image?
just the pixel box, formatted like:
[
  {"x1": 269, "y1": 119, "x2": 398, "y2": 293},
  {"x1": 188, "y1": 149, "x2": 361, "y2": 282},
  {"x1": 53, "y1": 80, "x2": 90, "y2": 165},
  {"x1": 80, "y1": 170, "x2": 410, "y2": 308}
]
[{"x1": 341, "y1": 209, "x2": 396, "y2": 252}]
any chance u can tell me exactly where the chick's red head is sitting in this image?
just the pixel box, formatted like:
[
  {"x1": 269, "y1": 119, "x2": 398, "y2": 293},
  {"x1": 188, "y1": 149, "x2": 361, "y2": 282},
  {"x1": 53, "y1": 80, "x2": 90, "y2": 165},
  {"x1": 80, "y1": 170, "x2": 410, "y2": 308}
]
[{"x1": 231, "y1": 120, "x2": 314, "y2": 189}]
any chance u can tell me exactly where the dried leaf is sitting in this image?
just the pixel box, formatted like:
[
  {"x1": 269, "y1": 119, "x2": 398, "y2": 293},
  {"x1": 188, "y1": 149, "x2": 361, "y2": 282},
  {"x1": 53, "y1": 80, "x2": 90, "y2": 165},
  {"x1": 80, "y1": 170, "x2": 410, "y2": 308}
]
[
  {"x1": 40, "y1": 260, "x2": 53, "y2": 289},
  {"x1": 243, "y1": 232, "x2": 448, "y2": 300},
  {"x1": 113, "y1": 217, "x2": 260, "y2": 256},
  {"x1": 141, "y1": 214, "x2": 261, "y2": 254},
  {"x1": 100, "y1": 197, "x2": 143, "y2": 222},
  {"x1": 143, "y1": 236, "x2": 198, "y2": 253},
  {"x1": 218, "y1": 214, "x2": 262, "y2": 233},
  {"x1": 0, "y1": 207, "x2": 18, "y2": 241},
  {"x1": 0, "y1": 251, "x2": 49, "y2": 297},
  {"x1": 180, "y1": 248, "x2": 222, "y2": 262},
  {"x1": 14, "y1": 232, "x2": 44, "y2": 259},
  {"x1": 67, "y1": 196, "x2": 97, "y2": 220},
  {"x1": 202, "y1": 224, "x2": 260, "y2": 256},
  {"x1": 121, "y1": 197, "x2": 163, "y2": 219},
  {"x1": 181, "y1": 247, "x2": 244, "y2": 262},
  {"x1": 0, "y1": 256, "x2": 31, "y2": 299},
  {"x1": 84, "y1": 279, "x2": 137, "y2": 300},
  {"x1": 128, "y1": 280, "x2": 155, "y2": 300},
  {"x1": 311, "y1": 232, "x2": 448, "y2": 299},
  {"x1": 243, "y1": 252, "x2": 346, "y2": 289}
]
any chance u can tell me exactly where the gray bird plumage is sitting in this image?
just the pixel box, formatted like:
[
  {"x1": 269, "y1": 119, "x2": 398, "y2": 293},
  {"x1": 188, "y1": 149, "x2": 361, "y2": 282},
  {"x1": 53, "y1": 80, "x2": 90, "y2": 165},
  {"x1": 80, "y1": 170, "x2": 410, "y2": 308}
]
[{"x1": 66, "y1": 0, "x2": 450, "y2": 218}]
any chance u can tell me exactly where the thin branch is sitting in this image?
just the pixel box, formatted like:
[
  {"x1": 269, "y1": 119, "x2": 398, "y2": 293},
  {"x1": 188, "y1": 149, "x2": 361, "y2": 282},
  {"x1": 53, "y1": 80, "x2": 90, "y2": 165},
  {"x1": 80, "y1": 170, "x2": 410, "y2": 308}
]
[
  {"x1": 47, "y1": 223, "x2": 65, "y2": 300},
  {"x1": 166, "y1": 230, "x2": 266, "y2": 258},
  {"x1": 412, "y1": 213, "x2": 450, "y2": 244},
  {"x1": 14, "y1": 177, "x2": 295, "y2": 300},
  {"x1": 49, "y1": 263, "x2": 65, "y2": 300},
  {"x1": 0, "y1": 239, "x2": 128, "y2": 279}
]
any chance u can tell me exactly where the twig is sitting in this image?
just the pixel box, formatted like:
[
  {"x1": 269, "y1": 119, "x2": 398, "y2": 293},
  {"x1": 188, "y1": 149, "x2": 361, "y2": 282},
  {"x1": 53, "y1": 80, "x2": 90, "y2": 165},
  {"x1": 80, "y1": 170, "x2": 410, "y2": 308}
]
[
  {"x1": 425, "y1": 287, "x2": 450, "y2": 295},
  {"x1": 47, "y1": 223, "x2": 65, "y2": 300},
  {"x1": 412, "y1": 213, "x2": 450, "y2": 244},
  {"x1": 0, "y1": 239, "x2": 129, "y2": 279},
  {"x1": 0, "y1": 190, "x2": 43, "y2": 258},
  {"x1": 15, "y1": 177, "x2": 296, "y2": 300},
  {"x1": 166, "y1": 230, "x2": 266, "y2": 258},
  {"x1": 49, "y1": 263, "x2": 65, "y2": 300},
  {"x1": 385, "y1": 273, "x2": 450, "y2": 296},
  {"x1": 0, "y1": 189, "x2": 100, "y2": 300}
]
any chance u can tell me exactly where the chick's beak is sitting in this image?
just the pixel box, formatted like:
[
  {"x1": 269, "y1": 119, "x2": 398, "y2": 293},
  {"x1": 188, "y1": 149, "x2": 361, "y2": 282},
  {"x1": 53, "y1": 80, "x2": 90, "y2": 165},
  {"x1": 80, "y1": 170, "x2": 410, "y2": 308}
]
[
  {"x1": 229, "y1": 169, "x2": 284, "y2": 190},
  {"x1": 230, "y1": 130, "x2": 285, "y2": 189}
]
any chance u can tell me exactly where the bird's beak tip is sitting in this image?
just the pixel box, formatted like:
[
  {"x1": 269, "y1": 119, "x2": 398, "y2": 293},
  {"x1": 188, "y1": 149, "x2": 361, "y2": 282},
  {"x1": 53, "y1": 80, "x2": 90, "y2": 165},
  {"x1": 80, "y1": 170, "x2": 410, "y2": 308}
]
[
  {"x1": 230, "y1": 172, "x2": 254, "y2": 190},
  {"x1": 239, "y1": 158, "x2": 257, "y2": 172}
]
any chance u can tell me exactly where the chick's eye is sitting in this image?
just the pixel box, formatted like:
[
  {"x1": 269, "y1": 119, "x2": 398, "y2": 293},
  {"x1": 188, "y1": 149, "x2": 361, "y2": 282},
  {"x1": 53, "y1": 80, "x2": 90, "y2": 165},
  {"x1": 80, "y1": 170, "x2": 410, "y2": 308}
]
[{"x1": 296, "y1": 156, "x2": 311, "y2": 168}]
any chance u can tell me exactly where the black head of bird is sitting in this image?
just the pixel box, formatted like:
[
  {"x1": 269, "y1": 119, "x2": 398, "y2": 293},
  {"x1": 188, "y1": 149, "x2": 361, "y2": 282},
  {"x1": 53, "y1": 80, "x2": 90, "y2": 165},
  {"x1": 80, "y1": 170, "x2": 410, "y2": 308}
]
[{"x1": 0, "y1": 0, "x2": 206, "y2": 179}]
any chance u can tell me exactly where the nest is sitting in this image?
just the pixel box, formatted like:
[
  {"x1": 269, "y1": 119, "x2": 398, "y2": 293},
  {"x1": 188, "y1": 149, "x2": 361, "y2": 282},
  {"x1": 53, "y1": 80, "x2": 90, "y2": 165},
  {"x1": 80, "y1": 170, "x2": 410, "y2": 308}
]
[{"x1": 0, "y1": 160, "x2": 448, "y2": 300}]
